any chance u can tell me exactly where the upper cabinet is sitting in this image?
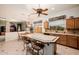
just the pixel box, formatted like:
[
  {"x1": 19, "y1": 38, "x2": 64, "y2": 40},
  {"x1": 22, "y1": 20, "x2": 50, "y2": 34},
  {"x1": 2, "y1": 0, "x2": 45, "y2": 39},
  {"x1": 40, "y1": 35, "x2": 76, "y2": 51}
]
[
  {"x1": 75, "y1": 17, "x2": 79, "y2": 29},
  {"x1": 66, "y1": 17, "x2": 79, "y2": 29},
  {"x1": 66, "y1": 18, "x2": 75, "y2": 29}
]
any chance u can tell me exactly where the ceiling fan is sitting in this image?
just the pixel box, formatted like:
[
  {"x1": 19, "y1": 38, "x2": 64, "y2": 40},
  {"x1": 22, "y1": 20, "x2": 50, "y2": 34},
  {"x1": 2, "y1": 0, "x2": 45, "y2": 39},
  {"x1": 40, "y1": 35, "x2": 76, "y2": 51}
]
[{"x1": 28, "y1": 4, "x2": 48, "y2": 17}]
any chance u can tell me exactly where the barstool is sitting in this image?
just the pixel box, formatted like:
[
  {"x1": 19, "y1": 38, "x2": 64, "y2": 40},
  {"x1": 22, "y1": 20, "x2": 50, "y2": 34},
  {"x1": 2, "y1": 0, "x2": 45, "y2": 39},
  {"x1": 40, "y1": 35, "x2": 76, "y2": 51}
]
[
  {"x1": 22, "y1": 37, "x2": 31, "y2": 51},
  {"x1": 32, "y1": 40, "x2": 45, "y2": 55}
]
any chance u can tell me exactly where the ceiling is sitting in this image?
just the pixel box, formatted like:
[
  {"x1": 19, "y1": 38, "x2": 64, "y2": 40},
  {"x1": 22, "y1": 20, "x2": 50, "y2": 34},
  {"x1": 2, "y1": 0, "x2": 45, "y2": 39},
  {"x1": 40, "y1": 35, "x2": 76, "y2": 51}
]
[
  {"x1": 25, "y1": 4, "x2": 79, "y2": 13},
  {"x1": 0, "y1": 4, "x2": 79, "y2": 22}
]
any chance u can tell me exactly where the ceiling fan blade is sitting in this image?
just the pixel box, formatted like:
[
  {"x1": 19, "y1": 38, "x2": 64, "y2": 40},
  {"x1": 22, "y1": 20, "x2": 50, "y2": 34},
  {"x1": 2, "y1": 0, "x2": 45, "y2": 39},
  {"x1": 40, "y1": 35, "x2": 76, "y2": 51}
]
[
  {"x1": 42, "y1": 8, "x2": 48, "y2": 11},
  {"x1": 32, "y1": 8, "x2": 37, "y2": 11},
  {"x1": 41, "y1": 13, "x2": 48, "y2": 15}
]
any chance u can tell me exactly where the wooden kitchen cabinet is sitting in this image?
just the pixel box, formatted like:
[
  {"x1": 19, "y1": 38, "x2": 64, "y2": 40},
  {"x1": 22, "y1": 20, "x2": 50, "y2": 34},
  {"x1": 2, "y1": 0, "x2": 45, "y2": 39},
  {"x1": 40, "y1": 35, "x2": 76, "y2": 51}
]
[
  {"x1": 57, "y1": 35, "x2": 67, "y2": 45},
  {"x1": 75, "y1": 17, "x2": 79, "y2": 29},
  {"x1": 34, "y1": 26, "x2": 42, "y2": 33},
  {"x1": 66, "y1": 18, "x2": 75, "y2": 29},
  {"x1": 77, "y1": 37, "x2": 79, "y2": 49},
  {"x1": 57, "y1": 34, "x2": 79, "y2": 49},
  {"x1": 66, "y1": 35, "x2": 77, "y2": 48},
  {"x1": 44, "y1": 32, "x2": 79, "y2": 49},
  {"x1": 66, "y1": 17, "x2": 79, "y2": 29}
]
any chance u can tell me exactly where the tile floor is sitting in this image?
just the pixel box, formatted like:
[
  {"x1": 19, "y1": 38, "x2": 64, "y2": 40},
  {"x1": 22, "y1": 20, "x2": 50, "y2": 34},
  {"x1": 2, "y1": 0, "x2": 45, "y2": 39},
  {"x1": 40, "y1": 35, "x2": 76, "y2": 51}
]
[
  {"x1": 0, "y1": 40, "x2": 79, "y2": 55},
  {"x1": 0, "y1": 40, "x2": 26, "y2": 55},
  {"x1": 57, "y1": 44, "x2": 79, "y2": 55}
]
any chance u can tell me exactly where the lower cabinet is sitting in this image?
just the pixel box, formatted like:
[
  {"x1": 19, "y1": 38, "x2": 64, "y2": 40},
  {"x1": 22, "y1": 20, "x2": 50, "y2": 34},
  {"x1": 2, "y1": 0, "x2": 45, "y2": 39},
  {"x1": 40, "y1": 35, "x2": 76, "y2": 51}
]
[
  {"x1": 66, "y1": 35, "x2": 77, "y2": 48},
  {"x1": 57, "y1": 35, "x2": 66, "y2": 45},
  {"x1": 45, "y1": 33, "x2": 79, "y2": 49},
  {"x1": 77, "y1": 37, "x2": 79, "y2": 49},
  {"x1": 57, "y1": 35, "x2": 78, "y2": 49}
]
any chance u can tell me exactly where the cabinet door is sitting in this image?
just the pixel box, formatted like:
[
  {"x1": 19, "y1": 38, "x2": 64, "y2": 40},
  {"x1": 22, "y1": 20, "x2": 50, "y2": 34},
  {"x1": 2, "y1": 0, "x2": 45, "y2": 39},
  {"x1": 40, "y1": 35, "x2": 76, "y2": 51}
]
[
  {"x1": 57, "y1": 35, "x2": 66, "y2": 45},
  {"x1": 34, "y1": 26, "x2": 42, "y2": 33},
  {"x1": 77, "y1": 37, "x2": 79, "y2": 49},
  {"x1": 60, "y1": 35, "x2": 66, "y2": 45},
  {"x1": 66, "y1": 19, "x2": 75, "y2": 29},
  {"x1": 75, "y1": 18, "x2": 79, "y2": 29},
  {"x1": 67, "y1": 35, "x2": 77, "y2": 48}
]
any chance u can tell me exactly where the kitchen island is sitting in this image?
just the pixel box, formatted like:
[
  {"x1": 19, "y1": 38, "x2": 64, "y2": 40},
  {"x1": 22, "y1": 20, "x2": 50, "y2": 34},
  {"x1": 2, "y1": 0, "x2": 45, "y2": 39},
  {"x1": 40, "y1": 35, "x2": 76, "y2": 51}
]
[{"x1": 21, "y1": 33, "x2": 59, "y2": 55}]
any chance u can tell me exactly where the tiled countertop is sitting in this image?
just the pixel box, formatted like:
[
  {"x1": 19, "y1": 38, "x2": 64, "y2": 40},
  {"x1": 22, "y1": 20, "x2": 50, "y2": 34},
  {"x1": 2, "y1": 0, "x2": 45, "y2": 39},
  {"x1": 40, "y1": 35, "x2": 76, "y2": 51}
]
[{"x1": 21, "y1": 33, "x2": 59, "y2": 43}]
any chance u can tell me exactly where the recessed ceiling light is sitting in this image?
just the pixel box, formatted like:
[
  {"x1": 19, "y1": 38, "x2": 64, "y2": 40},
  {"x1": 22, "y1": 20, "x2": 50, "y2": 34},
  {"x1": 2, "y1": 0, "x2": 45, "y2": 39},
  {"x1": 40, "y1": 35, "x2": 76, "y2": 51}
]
[{"x1": 51, "y1": 8, "x2": 55, "y2": 10}]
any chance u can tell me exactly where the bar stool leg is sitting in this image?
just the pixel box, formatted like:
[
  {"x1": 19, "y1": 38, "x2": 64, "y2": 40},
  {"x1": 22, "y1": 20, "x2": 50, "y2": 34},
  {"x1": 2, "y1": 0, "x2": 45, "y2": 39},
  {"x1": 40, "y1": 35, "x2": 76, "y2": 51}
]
[
  {"x1": 22, "y1": 42, "x2": 26, "y2": 51},
  {"x1": 26, "y1": 45, "x2": 28, "y2": 55},
  {"x1": 37, "y1": 50, "x2": 39, "y2": 55},
  {"x1": 43, "y1": 48, "x2": 44, "y2": 55}
]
